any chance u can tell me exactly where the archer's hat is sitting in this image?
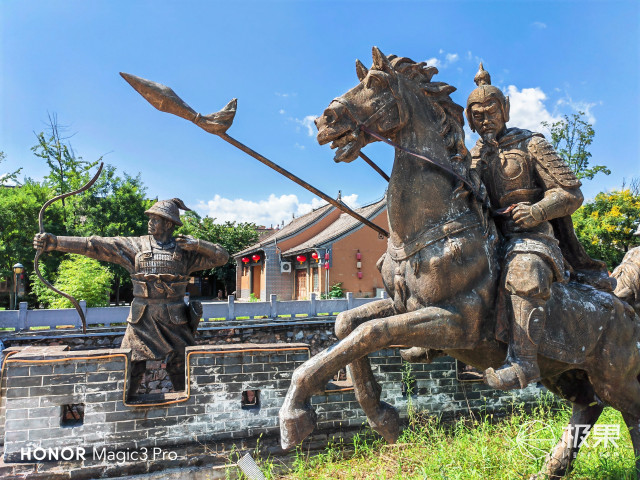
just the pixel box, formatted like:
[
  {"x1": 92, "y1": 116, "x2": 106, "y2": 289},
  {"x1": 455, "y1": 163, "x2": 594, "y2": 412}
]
[{"x1": 145, "y1": 198, "x2": 191, "y2": 226}]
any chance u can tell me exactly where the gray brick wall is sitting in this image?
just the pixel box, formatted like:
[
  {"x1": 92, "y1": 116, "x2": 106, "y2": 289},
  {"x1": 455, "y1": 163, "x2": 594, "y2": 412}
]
[{"x1": 1, "y1": 342, "x2": 543, "y2": 464}]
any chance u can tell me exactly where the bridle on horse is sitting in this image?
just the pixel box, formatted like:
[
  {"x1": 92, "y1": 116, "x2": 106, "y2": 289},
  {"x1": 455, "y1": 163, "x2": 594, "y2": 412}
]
[{"x1": 329, "y1": 72, "x2": 513, "y2": 218}]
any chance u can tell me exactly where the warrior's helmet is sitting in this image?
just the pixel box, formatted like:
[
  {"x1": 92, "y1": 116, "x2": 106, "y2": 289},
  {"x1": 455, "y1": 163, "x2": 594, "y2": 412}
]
[
  {"x1": 466, "y1": 63, "x2": 510, "y2": 132},
  {"x1": 145, "y1": 198, "x2": 191, "y2": 226}
]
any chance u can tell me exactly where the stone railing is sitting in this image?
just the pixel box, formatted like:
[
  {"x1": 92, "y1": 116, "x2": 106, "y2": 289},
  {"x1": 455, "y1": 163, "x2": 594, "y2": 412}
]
[{"x1": 0, "y1": 292, "x2": 385, "y2": 332}]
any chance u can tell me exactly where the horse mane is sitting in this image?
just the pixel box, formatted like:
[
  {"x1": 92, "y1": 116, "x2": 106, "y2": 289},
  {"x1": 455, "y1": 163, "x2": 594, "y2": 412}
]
[{"x1": 387, "y1": 56, "x2": 471, "y2": 177}]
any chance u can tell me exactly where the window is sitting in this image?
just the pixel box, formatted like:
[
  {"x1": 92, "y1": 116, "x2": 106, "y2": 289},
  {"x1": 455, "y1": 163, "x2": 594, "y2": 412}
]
[
  {"x1": 241, "y1": 390, "x2": 260, "y2": 409},
  {"x1": 61, "y1": 403, "x2": 84, "y2": 427}
]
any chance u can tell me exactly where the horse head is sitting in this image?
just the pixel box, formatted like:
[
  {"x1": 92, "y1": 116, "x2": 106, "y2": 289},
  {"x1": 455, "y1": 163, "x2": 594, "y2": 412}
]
[{"x1": 316, "y1": 46, "x2": 465, "y2": 167}]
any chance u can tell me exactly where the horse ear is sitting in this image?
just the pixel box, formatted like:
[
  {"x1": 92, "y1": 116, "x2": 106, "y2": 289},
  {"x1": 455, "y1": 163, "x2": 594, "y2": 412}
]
[
  {"x1": 355, "y1": 59, "x2": 368, "y2": 81},
  {"x1": 371, "y1": 46, "x2": 392, "y2": 72}
]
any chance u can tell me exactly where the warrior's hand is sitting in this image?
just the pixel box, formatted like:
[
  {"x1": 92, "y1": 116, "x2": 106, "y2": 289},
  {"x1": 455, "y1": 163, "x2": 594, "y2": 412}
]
[
  {"x1": 511, "y1": 203, "x2": 544, "y2": 229},
  {"x1": 33, "y1": 233, "x2": 58, "y2": 252},
  {"x1": 175, "y1": 234, "x2": 200, "y2": 251}
]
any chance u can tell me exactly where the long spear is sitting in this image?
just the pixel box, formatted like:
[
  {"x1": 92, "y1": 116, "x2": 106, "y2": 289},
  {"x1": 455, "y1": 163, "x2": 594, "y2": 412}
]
[{"x1": 120, "y1": 73, "x2": 389, "y2": 238}]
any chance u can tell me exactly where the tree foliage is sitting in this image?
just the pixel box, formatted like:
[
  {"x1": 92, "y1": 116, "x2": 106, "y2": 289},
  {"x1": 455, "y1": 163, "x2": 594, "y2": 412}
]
[
  {"x1": 543, "y1": 112, "x2": 610, "y2": 181},
  {"x1": 41, "y1": 255, "x2": 114, "y2": 309},
  {"x1": 573, "y1": 189, "x2": 640, "y2": 269},
  {"x1": 176, "y1": 211, "x2": 258, "y2": 294},
  {"x1": 0, "y1": 114, "x2": 151, "y2": 307},
  {"x1": 0, "y1": 151, "x2": 22, "y2": 186}
]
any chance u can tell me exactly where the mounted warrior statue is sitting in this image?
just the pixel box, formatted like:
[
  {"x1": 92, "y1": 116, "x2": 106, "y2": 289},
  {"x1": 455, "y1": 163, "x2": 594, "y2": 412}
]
[
  {"x1": 466, "y1": 64, "x2": 614, "y2": 390},
  {"x1": 33, "y1": 198, "x2": 229, "y2": 394}
]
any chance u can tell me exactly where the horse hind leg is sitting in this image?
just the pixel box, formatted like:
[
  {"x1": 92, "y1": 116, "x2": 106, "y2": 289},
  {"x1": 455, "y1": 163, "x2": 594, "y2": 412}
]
[{"x1": 532, "y1": 402, "x2": 603, "y2": 480}]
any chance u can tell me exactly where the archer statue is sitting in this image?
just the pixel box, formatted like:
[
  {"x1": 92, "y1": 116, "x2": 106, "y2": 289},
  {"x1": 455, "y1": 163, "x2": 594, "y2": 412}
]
[{"x1": 34, "y1": 198, "x2": 229, "y2": 393}]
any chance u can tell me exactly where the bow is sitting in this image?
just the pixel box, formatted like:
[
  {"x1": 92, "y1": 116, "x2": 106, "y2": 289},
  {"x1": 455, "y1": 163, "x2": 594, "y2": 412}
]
[{"x1": 34, "y1": 163, "x2": 104, "y2": 334}]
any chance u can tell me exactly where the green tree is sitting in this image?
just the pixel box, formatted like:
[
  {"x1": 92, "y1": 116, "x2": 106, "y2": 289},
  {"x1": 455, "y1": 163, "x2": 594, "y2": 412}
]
[
  {"x1": 543, "y1": 111, "x2": 610, "y2": 181},
  {"x1": 31, "y1": 114, "x2": 100, "y2": 226},
  {"x1": 71, "y1": 165, "x2": 153, "y2": 304},
  {"x1": 573, "y1": 188, "x2": 640, "y2": 269},
  {"x1": 41, "y1": 255, "x2": 114, "y2": 309},
  {"x1": 0, "y1": 178, "x2": 66, "y2": 307},
  {"x1": 0, "y1": 151, "x2": 22, "y2": 186},
  {"x1": 176, "y1": 211, "x2": 258, "y2": 295}
]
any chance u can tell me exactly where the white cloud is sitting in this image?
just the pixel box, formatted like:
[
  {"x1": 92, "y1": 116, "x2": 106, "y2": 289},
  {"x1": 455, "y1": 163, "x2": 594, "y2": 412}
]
[
  {"x1": 195, "y1": 193, "x2": 359, "y2": 226},
  {"x1": 0, "y1": 173, "x2": 17, "y2": 186},
  {"x1": 426, "y1": 57, "x2": 440, "y2": 68},
  {"x1": 294, "y1": 143, "x2": 305, "y2": 150},
  {"x1": 296, "y1": 115, "x2": 317, "y2": 136},
  {"x1": 425, "y1": 52, "x2": 459, "y2": 70},
  {"x1": 445, "y1": 53, "x2": 459, "y2": 64},
  {"x1": 279, "y1": 109, "x2": 286, "y2": 115},
  {"x1": 505, "y1": 85, "x2": 561, "y2": 132},
  {"x1": 532, "y1": 21, "x2": 547, "y2": 29},
  {"x1": 556, "y1": 97, "x2": 599, "y2": 124}
]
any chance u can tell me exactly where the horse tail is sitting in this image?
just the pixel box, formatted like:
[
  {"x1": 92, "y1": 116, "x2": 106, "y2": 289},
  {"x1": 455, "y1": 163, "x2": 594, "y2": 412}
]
[{"x1": 612, "y1": 246, "x2": 640, "y2": 315}]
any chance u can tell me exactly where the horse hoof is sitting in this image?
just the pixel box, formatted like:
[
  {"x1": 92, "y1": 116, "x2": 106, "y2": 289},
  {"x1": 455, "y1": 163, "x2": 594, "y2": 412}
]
[
  {"x1": 369, "y1": 402, "x2": 400, "y2": 443},
  {"x1": 279, "y1": 405, "x2": 317, "y2": 451}
]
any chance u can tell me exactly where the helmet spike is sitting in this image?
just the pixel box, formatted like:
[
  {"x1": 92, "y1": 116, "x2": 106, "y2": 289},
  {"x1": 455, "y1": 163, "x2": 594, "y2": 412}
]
[{"x1": 474, "y1": 63, "x2": 491, "y2": 87}]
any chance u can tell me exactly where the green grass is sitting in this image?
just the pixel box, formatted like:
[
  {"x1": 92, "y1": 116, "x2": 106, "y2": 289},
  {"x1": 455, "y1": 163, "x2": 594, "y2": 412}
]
[{"x1": 256, "y1": 396, "x2": 637, "y2": 479}]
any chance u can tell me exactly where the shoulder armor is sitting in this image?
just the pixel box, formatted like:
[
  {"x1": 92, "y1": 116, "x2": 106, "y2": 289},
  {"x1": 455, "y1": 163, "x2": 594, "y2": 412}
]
[
  {"x1": 470, "y1": 142, "x2": 483, "y2": 169},
  {"x1": 527, "y1": 136, "x2": 581, "y2": 188}
]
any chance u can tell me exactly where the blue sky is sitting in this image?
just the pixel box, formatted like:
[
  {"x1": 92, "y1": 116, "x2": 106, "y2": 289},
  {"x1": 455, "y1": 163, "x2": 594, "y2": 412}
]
[{"x1": 1, "y1": 1, "x2": 639, "y2": 226}]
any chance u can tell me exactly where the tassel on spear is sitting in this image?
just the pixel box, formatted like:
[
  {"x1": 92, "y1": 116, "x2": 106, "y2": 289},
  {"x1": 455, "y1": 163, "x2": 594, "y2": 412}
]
[{"x1": 119, "y1": 72, "x2": 389, "y2": 238}]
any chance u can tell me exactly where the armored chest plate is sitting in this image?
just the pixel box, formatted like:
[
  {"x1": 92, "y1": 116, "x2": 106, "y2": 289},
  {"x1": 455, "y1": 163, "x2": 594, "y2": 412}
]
[
  {"x1": 135, "y1": 249, "x2": 183, "y2": 275},
  {"x1": 484, "y1": 146, "x2": 541, "y2": 207}
]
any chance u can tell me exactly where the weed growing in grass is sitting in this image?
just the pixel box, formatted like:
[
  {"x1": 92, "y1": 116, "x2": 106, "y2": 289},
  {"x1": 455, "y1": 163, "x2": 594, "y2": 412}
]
[{"x1": 268, "y1": 392, "x2": 637, "y2": 479}]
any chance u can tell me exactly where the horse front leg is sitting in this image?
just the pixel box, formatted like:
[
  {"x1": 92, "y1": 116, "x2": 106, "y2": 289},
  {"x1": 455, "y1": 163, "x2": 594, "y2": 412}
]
[
  {"x1": 336, "y1": 299, "x2": 401, "y2": 443},
  {"x1": 279, "y1": 305, "x2": 464, "y2": 450}
]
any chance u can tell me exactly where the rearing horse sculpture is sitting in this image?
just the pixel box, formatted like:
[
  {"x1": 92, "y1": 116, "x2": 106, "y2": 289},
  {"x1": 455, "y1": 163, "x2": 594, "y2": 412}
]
[{"x1": 279, "y1": 47, "x2": 640, "y2": 478}]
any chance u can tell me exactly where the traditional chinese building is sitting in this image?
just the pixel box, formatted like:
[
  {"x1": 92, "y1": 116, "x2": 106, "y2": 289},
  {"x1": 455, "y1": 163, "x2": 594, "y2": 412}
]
[{"x1": 234, "y1": 195, "x2": 388, "y2": 300}]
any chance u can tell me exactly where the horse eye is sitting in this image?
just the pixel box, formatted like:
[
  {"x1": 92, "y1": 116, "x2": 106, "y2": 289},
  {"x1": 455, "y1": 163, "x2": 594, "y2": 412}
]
[{"x1": 366, "y1": 73, "x2": 386, "y2": 89}]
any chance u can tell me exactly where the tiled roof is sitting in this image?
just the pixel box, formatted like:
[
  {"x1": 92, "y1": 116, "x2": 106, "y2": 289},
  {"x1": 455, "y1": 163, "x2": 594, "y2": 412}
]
[
  {"x1": 282, "y1": 196, "x2": 387, "y2": 256},
  {"x1": 234, "y1": 203, "x2": 334, "y2": 257}
]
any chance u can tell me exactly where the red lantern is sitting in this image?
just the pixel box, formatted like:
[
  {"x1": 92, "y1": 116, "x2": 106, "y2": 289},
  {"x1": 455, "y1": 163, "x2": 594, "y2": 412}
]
[
  {"x1": 252, "y1": 254, "x2": 261, "y2": 262},
  {"x1": 324, "y1": 252, "x2": 330, "y2": 261},
  {"x1": 324, "y1": 262, "x2": 330, "y2": 270},
  {"x1": 356, "y1": 251, "x2": 362, "y2": 260},
  {"x1": 241, "y1": 257, "x2": 250, "y2": 264},
  {"x1": 296, "y1": 255, "x2": 307, "y2": 264},
  {"x1": 311, "y1": 252, "x2": 319, "y2": 262},
  {"x1": 357, "y1": 271, "x2": 363, "y2": 279}
]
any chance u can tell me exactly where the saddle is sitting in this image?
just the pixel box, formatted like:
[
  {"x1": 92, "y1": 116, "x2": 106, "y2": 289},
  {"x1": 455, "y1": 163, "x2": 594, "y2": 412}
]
[{"x1": 496, "y1": 281, "x2": 633, "y2": 365}]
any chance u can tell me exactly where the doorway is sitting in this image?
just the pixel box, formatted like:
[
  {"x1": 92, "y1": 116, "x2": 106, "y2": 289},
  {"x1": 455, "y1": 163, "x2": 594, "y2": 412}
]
[{"x1": 251, "y1": 265, "x2": 261, "y2": 299}]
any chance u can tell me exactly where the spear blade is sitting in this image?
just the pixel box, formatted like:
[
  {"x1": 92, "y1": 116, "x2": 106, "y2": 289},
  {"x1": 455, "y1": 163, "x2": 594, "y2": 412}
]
[{"x1": 120, "y1": 72, "x2": 197, "y2": 121}]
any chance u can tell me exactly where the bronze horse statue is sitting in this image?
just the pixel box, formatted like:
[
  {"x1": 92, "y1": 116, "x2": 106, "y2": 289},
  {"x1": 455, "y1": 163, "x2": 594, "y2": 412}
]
[{"x1": 279, "y1": 47, "x2": 640, "y2": 478}]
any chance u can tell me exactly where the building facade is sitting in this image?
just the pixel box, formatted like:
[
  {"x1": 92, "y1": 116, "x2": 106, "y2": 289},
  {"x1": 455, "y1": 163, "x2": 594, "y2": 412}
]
[{"x1": 234, "y1": 196, "x2": 388, "y2": 300}]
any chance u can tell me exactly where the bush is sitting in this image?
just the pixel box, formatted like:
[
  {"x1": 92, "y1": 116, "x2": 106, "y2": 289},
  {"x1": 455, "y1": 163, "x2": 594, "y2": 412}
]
[{"x1": 33, "y1": 255, "x2": 113, "y2": 308}]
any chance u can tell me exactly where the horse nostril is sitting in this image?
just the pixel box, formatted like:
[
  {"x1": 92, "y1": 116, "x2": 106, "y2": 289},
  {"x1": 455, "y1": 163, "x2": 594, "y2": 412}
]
[{"x1": 322, "y1": 108, "x2": 338, "y2": 124}]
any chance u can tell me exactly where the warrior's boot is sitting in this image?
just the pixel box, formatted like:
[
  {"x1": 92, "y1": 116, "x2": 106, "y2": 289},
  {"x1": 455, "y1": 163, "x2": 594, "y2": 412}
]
[{"x1": 485, "y1": 295, "x2": 546, "y2": 390}]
